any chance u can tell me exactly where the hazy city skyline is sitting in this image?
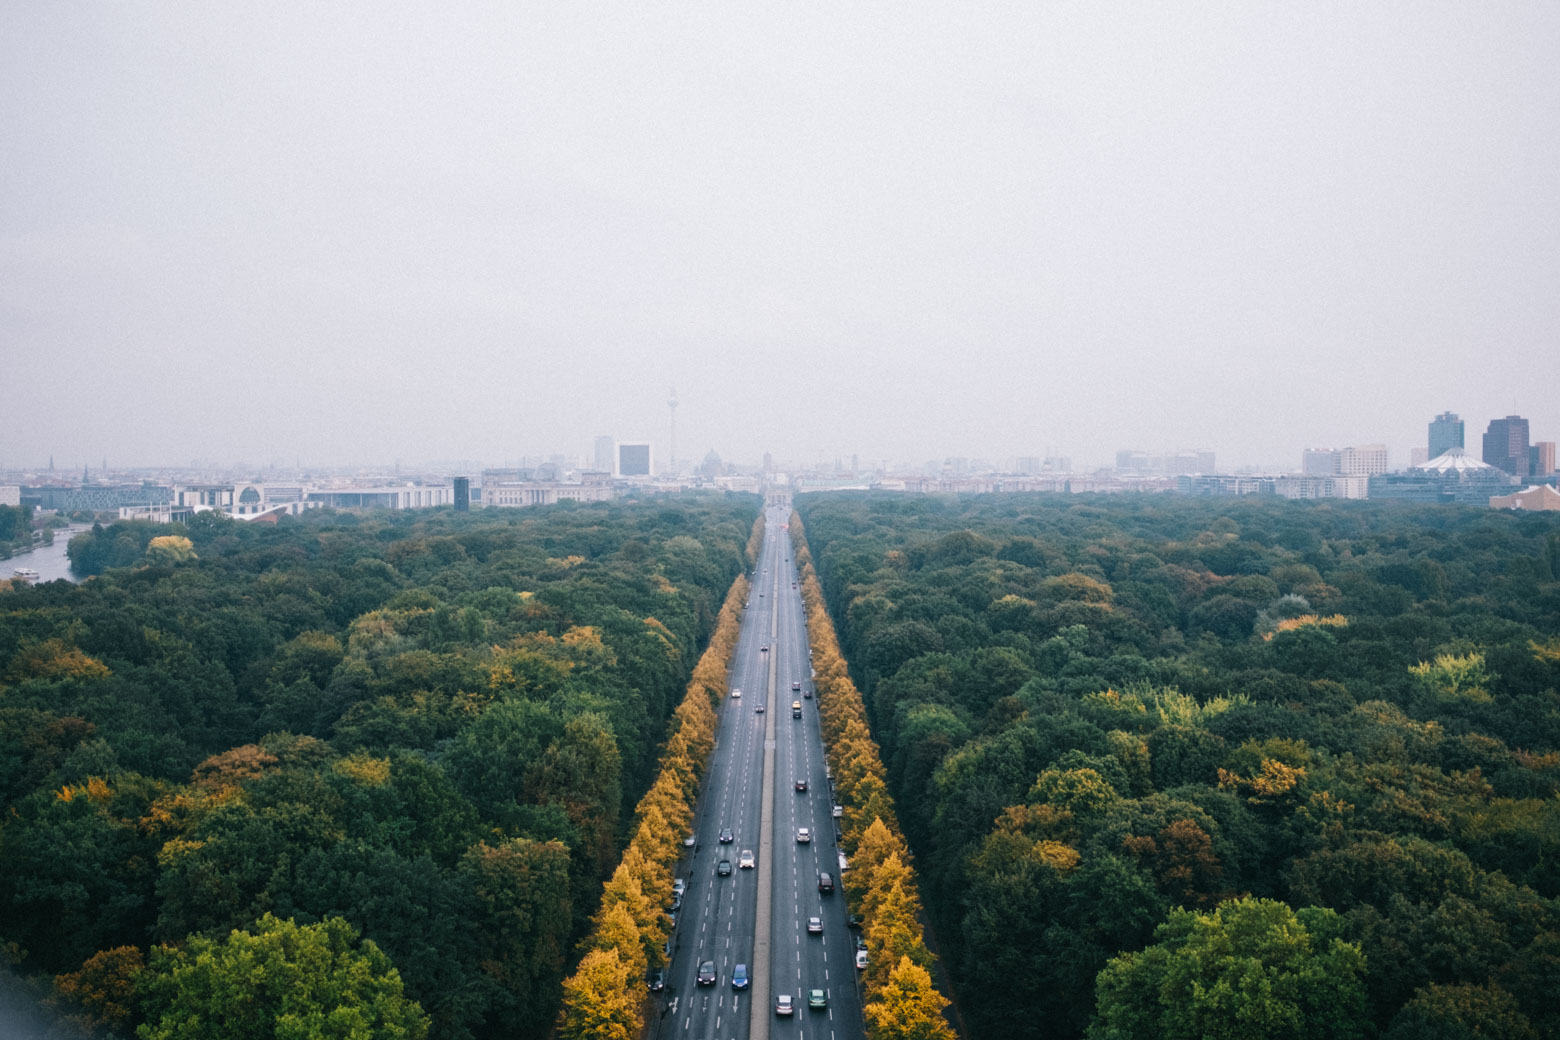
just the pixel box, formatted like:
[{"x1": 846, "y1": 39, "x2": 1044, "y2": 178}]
[{"x1": 4, "y1": 5, "x2": 1557, "y2": 472}]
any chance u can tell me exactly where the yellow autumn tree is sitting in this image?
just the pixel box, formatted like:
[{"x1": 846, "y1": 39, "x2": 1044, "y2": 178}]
[
  {"x1": 864, "y1": 956, "x2": 958, "y2": 1040},
  {"x1": 557, "y1": 948, "x2": 638, "y2": 1040}
]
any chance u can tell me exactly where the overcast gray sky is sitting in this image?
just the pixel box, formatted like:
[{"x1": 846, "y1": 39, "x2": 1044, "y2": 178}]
[{"x1": 3, "y1": 3, "x2": 1557, "y2": 472}]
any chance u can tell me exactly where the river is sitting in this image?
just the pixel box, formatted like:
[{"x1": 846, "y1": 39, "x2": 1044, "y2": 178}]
[{"x1": 6, "y1": 526, "x2": 88, "y2": 584}]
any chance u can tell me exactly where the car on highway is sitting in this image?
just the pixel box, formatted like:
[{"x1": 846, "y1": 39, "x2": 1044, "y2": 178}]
[
  {"x1": 683, "y1": 833, "x2": 696, "y2": 847},
  {"x1": 818, "y1": 871, "x2": 834, "y2": 893},
  {"x1": 730, "y1": 687, "x2": 741, "y2": 698},
  {"x1": 804, "y1": 688, "x2": 812, "y2": 698},
  {"x1": 848, "y1": 913, "x2": 863, "y2": 929},
  {"x1": 717, "y1": 859, "x2": 732, "y2": 876},
  {"x1": 697, "y1": 960, "x2": 717, "y2": 986},
  {"x1": 839, "y1": 851, "x2": 850, "y2": 871},
  {"x1": 795, "y1": 778, "x2": 808, "y2": 792},
  {"x1": 760, "y1": 644, "x2": 769, "y2": 652},
  {"x1": 809, "y1": 988, "x2": 828, "y2": 1010},
  {"x1": 755, "y1": 703, "x2": 765, "y2": 713},
  {"x1": 718, "y1": 827, "x2": 734, "y2": 843},
  {"x1": 832, "y1": 803, "x2": 843, "y2": 817},
  {"x1": 738, "y1": 849, "x2": 755, "y2": 869},
  {"x1": 672, "y1": 878, "x2": 686, "y2": 897},
  {"x1": 791, "y1": 700, "x2": 802, "y2": 717},
  {"x1": 807, "y1": 916, "x2": 822, "y2": 934},
  {"x1": 775, "y1": 994, "x2": 794, "y2": 1016},
  {"x1": 647, "y1": 970, "x2": 664, "y2": 992},
  {"x1": 856, "y1": 948, "x2": 868, "y2": 971},
  {"x1": 732, "y1": 963, "x2": 749, "y2": 990},
  {"x1": 791, "y1": 681, "x2": 802, "y2": 692},
  {"x1": 796, "y1": 827, "x2": 811, "y2": 843}
]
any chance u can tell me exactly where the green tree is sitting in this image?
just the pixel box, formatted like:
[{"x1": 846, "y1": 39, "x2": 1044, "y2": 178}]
[
  {"x1": 1089, "y1": 897, "x2": 1366, "y2": 1040},
  {"x1": 136, "y1": 913, "x2": 429, "y2": 1040},
  {"x1": 1383, "y1": 982, "x2": 1536, "y2": 1040}
]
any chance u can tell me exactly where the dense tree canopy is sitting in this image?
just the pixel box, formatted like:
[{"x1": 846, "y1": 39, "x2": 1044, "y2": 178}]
[
  {"x1": 0, "y1": 494, "x2": 758, "y2": 1038},
  {"x1": 797, "y1": 491, "x2": 1560, "y2": 1038}
]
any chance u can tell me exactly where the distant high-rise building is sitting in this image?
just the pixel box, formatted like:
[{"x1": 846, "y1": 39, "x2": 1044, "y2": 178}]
[
  {"x1": 1428, "y1": 411, "x2": 1464, "y2": 459},
  {"x1": 1482, "y1": 415, "x2": 1531, "y2": 477},
  {"x1": 1340, "y1": 444, "x2": 1388, "y2": 476},
  {"x1": 1302, "y1": 449, "x2": 1341, "y2": 475},
  {"x1": 618, "y1": 443, "x2": 652, "y2": 477},
  {"x1": 1532, "y1": 441, "x2": 1556, "y2": 477},
  {"x1": 594, "y1": 436, "x2": 615, "y2": 474},
  {"x1": 453, "y1": 477, "x2": 470, "y2": 512}
]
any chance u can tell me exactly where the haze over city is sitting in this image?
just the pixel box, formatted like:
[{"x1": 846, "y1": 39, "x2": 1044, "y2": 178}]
[{"x1": 4, "y1": 4, "x2": 1557, "y2": 472}]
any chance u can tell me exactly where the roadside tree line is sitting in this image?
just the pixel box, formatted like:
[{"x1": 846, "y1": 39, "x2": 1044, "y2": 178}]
[
  {"x1": 791, "y1": 511, "x2": 958, "y2": 1040},
  {"x1": 557, "y1": 512, "x2": 762, "y2": 1040}
]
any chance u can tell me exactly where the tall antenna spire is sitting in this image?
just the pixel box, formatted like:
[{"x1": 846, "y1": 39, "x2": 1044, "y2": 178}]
[{"x1": 667, "y1": 387, "x2": 679, "y2": 476}]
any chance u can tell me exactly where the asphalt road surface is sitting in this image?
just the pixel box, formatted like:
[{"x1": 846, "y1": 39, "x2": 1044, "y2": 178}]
[{"x1": 653, "y1": 506, "x2": 864, "y2": 1040}]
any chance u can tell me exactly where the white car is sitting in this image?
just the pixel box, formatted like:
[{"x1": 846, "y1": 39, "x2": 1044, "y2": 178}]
[
  {"x1": 796, "y1": 827, "x2": 811, "y2": 844},
  {"x1": 855, "y1": 948, "x2": 868, "y2": 970},
  {"x1": 731, "y1": 688, "x2": 741, "y2": 698},
  {"x1": 807, "y1": 916, "x2": 823, "y2": 934},
  {"x1": 775, "y1": 994, "x2": 794, "y2": 1016},
  {"x1": 739, "y1": 849, "x2": 755, "y2": 869}
]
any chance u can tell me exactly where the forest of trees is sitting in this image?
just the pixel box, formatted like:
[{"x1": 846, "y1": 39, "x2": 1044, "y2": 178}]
[
  {"x1": 796, "y1": 492, "x2": 1560, "y2": 1040},
  {"x1": 0, "y1": 494, "x2": 758, "y2": 1038}
]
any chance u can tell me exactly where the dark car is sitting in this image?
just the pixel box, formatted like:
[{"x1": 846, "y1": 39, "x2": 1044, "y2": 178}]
[
  {"x1": 717, "y1": 859, "x2": 732, "y2": 876},
  {"x1": 755, "y1": 703, "x2": 766, "y2": 713},
  {"x1": 697, "y1": 960, "x2": 717, "y2": 986},
  {"x1": 760, "y1": 644, "x2": 769, "y2": 652},
  {"x1": 795, "y1": 778, "x2": 808, "y2": 792},
  {"x1": 647, "y1": 970, "x2": 664, "y2": 992},
  {"x1": 718, "y1": 827, "x2": 734, "y2": 843},
  {"x1": 818, "y1": 871, "x2": 834, "y2": 894}
]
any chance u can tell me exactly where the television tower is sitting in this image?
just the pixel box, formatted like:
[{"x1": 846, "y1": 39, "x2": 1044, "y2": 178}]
[{"x1": 667, "y1": 387, "x2": 679, "y2": 476}]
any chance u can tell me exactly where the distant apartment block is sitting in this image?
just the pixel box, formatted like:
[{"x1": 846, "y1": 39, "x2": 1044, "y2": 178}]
[
  {"x1": 1428, "y1": 411, "x2": 1464, "y2": 459},
  {"x1": 1175, "y1": 475, "x2": 1275, "y2": 496},
  {"x1": 0, "y1": 485, "x2": 19, "y2": 507},
  {"x1": 1276, "y1": 475, "x2": 1369, "y2": 500},
  {"x1": 1302, "y1": 445, "x2": 1385, "y2": 477},
  {"x1": 1116, "y1": 450, "x2": 1215, "y2": 476},
  {"x1": 1482, "y1": 415, "x2": 1531, "y2": 477},
  {"x1": 1340, "y1": 444, "x2": 1388, "y2": 476},
  {"x1": 1302, "y1": 449, "x2": 1341, "y2": 475}
]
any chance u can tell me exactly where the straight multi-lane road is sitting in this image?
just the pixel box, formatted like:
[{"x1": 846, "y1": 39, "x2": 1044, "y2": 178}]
[{"x1": 654, "y1": 505, "x2": 864, "y2": 1040}]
